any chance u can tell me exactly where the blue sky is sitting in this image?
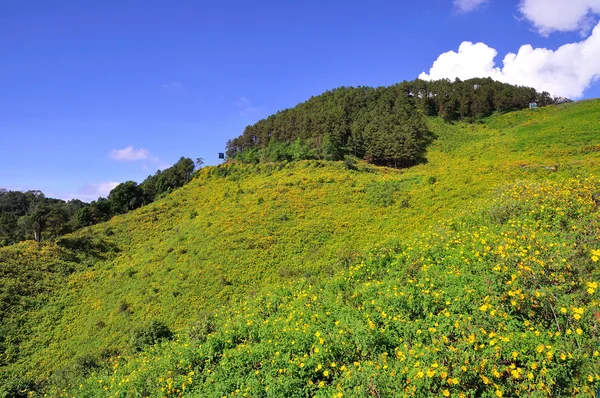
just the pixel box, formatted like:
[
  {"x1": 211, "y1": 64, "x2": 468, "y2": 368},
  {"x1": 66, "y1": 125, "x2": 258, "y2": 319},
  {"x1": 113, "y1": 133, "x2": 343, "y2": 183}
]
[{"x1": 1, "y1": 0, "x2": 599, "y2": 201}]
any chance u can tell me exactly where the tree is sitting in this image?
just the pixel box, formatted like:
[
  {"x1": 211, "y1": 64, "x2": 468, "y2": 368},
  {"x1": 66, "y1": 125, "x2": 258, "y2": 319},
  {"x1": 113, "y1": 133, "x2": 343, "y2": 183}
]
[
  {"x1": 73, "y1": 206, "x2": 93, "y2": 229},
  {"x1": 0, "y1": 213, "x2": 19, "y2": 245},
  {"x1": 18, "y1": 204, "x2": 53, "y2": 242},
  {"x1": 172, "y1": 157, "x2": 195, "y2": 185},
  {"x1": 108, "y1": 181, "x2": 145, "y2": 214}
]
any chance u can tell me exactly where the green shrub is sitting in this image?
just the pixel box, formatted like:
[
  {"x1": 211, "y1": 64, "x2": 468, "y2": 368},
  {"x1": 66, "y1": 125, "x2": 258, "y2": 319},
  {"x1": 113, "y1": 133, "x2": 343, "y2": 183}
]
[
  {"x1": 131, "y1": 320, "x2": 173, "y2": 352},
  {"x1": 366, "y1": 181, "x2": 404, "y2": 207},
  {"x1": 74, "y1": 354, "x2": 99, "y2": 376},
  {"x1": 344, "y1": 155, "x2": 358, "y2": 170},
  {"x1": 0, "y1": 377, "x2": 36, "y2": 398}
]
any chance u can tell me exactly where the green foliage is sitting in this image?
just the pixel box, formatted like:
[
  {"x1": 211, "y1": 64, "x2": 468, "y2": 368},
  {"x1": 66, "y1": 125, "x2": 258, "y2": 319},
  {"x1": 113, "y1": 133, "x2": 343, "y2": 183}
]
[
  {"x1": 343, "y1": 155, "x2": 358, "y2": 170},
  {"x1": 227, "y1": 79, "x2": 565, "y2": 168},
  {"x1": 131, "y1": 320, "x2": 173, "y2": 352},
  {"x1": 0, "y1": 377, "x2": 36, "y2": 398},
  {"x1": 108, "y1": 181, "x2": 145, "y2": 214},
  {"x1": 366, "y1": 181, "x2": 409, "y2": 207},
  {"x1": 1, "y1": 100, "x2": 600, "y2": 396},
  {"x1": 0, "y1": 157, "x2": 197, "y2": 247},
  {"x1": 58, "y1": 178, "x2": 600, "y2": 397},
  {"x1": 0, "y1": 190, "x2": 84, "y2": 245},
  {"x1": 227, "y1": 85, "x2": 435, "y2": 167},
  {"x1": 140, "y1": 157, "x2": 196, "y2": 200}
]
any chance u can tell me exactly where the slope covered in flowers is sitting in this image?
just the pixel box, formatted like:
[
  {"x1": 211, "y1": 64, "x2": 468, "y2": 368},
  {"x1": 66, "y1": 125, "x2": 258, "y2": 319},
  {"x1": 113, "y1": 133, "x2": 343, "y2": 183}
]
[
  {"x1": 62, "y1": 177, "x2": 600, "y2": 397},
  {"x1": 1, "y1": 100, "x2": 600, "y2": 395}
]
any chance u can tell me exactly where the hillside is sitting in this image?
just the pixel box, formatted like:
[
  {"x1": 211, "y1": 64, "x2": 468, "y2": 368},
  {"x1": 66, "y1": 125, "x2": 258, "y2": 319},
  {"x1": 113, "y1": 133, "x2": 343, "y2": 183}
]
[{"x1": 1, "y1": 100, "x2": 600, "y2": 396}]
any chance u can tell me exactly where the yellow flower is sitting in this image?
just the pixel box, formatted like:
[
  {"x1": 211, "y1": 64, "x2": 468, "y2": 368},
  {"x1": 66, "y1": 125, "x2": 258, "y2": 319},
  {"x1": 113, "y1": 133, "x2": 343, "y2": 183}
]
[
  {"x1": 576, "y1": 328, "x2": 583, "y2": 335},
  {"x1": 443, "y1": 389, "x2": 450, "y2": 397},
  {"x1": 586, "y1": 281, "x2": 598, "y2": 294}
]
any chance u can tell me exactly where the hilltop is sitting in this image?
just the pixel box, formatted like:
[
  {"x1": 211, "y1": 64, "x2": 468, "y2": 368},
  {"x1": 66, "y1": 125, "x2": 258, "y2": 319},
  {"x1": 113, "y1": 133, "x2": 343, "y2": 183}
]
[{"x1": 1, "y1": 99, "x2": 600, "y2": 396}]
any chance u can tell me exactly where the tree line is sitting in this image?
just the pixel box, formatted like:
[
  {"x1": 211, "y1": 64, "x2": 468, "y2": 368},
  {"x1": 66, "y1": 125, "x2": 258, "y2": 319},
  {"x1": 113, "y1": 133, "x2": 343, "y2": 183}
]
[
  {"x1": 0, "y1": 157, "x2": 197, "y2": 246},
  {"x1": 226, "y1": 78, "x2": 570, "y2": 166}
]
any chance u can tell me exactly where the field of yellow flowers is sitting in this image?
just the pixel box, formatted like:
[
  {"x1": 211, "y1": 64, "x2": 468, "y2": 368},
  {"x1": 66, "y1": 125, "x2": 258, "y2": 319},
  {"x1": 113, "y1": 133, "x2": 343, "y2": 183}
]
[
  {"x1": 1, "y1": 100, "x2": 600, "y2": 396},
  {"x1": 59, "y1": 177, "x2": 600, "y2": 397}
]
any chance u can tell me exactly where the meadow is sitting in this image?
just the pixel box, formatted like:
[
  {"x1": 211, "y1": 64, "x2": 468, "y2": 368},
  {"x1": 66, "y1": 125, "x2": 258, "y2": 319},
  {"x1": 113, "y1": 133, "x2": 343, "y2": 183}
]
[{"x1": 1, "y1": 100, "x2": 600, "y2": 396}]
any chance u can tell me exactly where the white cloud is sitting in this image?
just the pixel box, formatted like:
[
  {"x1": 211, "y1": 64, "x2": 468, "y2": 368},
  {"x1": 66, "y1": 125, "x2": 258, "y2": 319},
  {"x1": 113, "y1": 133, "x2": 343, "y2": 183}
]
[
  {"x1": 419, "y1": 22, "x2": 600, "y2": 98},
  {"x1": 161, "y1": 81, "x2": 185, "y2": 95},
  {"x1": 80, "y1": 181, "x2": 120, "y2": 198},
  {"x1": 109, "y1": 146, "x2": 150, "y2": 161},
  {"x1": 519, "y1": 0, "x2": 600, "y2": 35},
  {"x1": 454, "y1": 0, "x2": 488, "y2": 12}
]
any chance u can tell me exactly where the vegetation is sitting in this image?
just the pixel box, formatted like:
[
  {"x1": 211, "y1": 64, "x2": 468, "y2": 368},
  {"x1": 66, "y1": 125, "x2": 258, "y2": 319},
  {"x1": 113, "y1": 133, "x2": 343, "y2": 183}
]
[
  {"x1": 0, "y1": 157, "x2": 197, "y2": 247},
  {"x1": 54, "y1": 177, "x2": 600, "y2": 397},
  {"x1": 1, "y1": 95, "x2": 599, "y2": 397},
  {"x1": 227, "y1": 78, "x2": 566, "y2": 167},
  {"x1": 74, "y1": 156, "x2": 197, "y2": 226},
  {"x1": 0, "y1": 189, "x2": 87, "y2": 245}
]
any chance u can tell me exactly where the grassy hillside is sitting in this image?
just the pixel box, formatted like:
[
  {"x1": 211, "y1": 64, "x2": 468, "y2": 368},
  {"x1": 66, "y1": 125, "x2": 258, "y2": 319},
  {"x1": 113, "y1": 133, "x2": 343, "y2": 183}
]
[
  {"x1": 1, "y1": 100, "x2": 600, "y2": 396},
  {"x1": 64, "y1": 177, "x2": 600, "y2": 397}
]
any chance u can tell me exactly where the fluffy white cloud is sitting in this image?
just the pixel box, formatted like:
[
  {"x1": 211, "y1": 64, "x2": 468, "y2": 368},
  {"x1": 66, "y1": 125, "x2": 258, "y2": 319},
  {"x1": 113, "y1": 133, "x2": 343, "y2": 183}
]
[
  {"x1": 109, "y1": 146, "x2": 150, "y2": 161},
  {"x1": 419, "y1": 22, "x2": 600, "y2": 98},
  {"x1": 454, "y1": 0, "x2": 488, "y2": 12},
  {"x1": 520, "y1": 0, "x2": 600, "y2": 35}
]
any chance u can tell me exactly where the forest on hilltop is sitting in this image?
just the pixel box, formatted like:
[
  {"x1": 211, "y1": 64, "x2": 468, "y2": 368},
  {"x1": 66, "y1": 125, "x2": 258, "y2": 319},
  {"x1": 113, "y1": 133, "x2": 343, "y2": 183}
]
[{"x1": 226, "y1": 78, "x2": 566, "y2": 167}]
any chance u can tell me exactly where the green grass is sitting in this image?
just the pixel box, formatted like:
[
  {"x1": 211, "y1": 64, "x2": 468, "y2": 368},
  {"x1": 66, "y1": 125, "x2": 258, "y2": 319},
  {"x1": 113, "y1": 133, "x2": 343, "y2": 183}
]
[
  {"x1": 1, "y1": 100, "x2": 600, "y2": 396},
  {"x1": 60, "y1": 177, "x2": 600, "y2": 397}
]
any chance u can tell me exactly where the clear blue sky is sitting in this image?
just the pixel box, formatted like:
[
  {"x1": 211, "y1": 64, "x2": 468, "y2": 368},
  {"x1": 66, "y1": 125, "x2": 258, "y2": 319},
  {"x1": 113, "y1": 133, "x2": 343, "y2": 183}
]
[{"x1": 1, "y1": 0, "x2": 598, "y2": 201}]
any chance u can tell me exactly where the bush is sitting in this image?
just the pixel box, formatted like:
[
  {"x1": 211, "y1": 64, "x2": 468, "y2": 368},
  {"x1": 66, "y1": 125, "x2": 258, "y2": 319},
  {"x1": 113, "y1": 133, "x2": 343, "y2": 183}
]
[
  {"x1": 366, "y1": 181, "x2": 404, "y2": 207},
  {"x1": 74, "y1": 354, "x2": 99, "y2": 376},
  {"x1": 131, "y1": 320, "x2": 173, "y2": 352},
  {"x1": 116, "y1": 300, "x2": 132, "y2": 315},
  {"x1": 344, "y1": 155, "x2": 358, "y2": 170},
  {"x1": 0, "y1": 377, "x2": 36, "y2": 398}
]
